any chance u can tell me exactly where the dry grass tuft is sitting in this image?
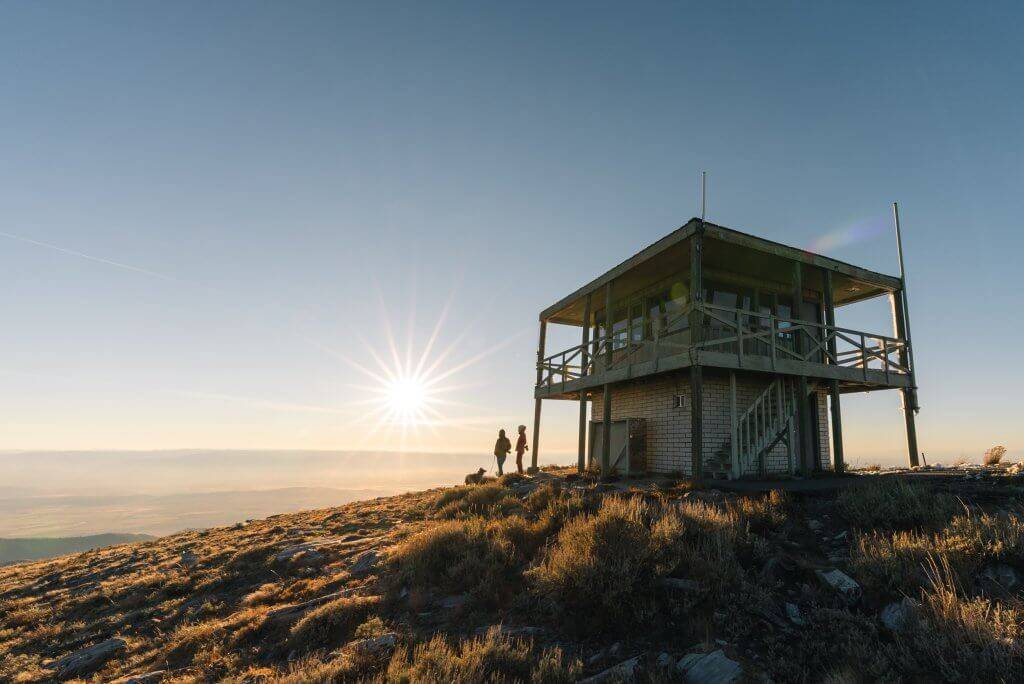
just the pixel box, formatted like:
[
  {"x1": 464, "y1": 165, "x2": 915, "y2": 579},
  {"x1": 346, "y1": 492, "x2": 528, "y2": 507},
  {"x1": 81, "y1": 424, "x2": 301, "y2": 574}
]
[
  {"x1": 525, "y1": 495, "x2": 748, "y2": 630},
  {"x1": 984, "y1": 445, "x2": 1007, "y2": 466},
  {"x1": 852, "y1": 509, "x2": 1024, "y2": 595},
  {"x1": 386, "y1": 625, "x2": 580, "y2": 683},
  {"x1": 429, "y1": 483, "x2": 520, "y2": 519},
  {"x1": 891, "y1": 556, "x2": 1024, "y2": 681},
  {"x1": 837, "y1": 477, "x2": 958, "y2": 530},
  {"x1": 288, "y1": 595, "x2": 382, "y2": 652}
]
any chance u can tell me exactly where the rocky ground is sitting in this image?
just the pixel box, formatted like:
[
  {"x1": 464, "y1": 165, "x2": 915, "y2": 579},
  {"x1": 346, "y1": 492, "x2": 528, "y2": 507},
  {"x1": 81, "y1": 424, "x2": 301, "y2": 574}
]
[{"x1": 1, "y1": 464, "x2": 1022, "y2": 683}]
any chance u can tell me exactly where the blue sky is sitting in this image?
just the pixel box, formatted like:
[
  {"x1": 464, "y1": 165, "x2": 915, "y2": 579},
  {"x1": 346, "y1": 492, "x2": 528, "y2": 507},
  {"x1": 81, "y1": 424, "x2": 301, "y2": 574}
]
[{"x1": 0, "y1": 2, "x2": 1020, "y2": 464}]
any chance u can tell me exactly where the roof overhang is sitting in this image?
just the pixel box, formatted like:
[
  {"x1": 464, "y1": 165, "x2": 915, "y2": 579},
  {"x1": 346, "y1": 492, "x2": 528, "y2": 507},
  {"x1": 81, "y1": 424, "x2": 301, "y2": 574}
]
[{"x1": 541, "y1": 218, "x2": 902, "y2": 324}]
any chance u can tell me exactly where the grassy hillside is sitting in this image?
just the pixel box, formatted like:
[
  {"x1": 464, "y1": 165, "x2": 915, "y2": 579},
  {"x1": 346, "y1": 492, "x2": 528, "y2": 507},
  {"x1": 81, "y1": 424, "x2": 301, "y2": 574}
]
[
  {"x1": 0, "y1": 535, "x2": 155, "y2": 566},
  {"x1": 1, "y1": 467, "x2": 1022, "y2": 682}
]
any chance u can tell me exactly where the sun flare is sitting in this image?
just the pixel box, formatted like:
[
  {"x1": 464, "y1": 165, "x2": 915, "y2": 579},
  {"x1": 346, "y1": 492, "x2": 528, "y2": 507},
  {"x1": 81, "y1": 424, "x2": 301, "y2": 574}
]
[{"x1": 386, "y1": 376, "x2": 428, "y2": 420}]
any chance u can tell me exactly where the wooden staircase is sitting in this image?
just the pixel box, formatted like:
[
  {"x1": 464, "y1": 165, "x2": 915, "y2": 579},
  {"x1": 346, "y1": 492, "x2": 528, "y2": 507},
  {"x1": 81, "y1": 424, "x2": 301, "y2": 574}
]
[{"x1": 706, "y1": 377, "x2": 808, "y2": 479}]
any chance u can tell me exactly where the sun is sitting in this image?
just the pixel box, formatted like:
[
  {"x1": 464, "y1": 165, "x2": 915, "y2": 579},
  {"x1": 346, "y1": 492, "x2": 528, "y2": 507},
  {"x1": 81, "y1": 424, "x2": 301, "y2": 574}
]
[{"x1": 386, "y1": 376, "x2": 427, "y2": 419}]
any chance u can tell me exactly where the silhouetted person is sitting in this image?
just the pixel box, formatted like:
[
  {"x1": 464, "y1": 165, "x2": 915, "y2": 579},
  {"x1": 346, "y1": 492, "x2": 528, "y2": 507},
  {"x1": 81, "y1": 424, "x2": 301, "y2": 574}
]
[
  {"x1": 515, "y1": 424, "x2": 529, "y2": 474},
  {"x1": 494, "y1": 429, "x2": 512, "y2": 476}
]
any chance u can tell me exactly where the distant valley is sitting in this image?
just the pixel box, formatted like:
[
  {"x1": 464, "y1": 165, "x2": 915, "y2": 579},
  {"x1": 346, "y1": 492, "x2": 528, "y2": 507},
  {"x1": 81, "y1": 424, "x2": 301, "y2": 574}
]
[
  {"x1": 0, "y1": 486, "x2": 392, "y2": 538},
  {"x1": 0, "y1": 533, "x2": 155, "y2": 565}
]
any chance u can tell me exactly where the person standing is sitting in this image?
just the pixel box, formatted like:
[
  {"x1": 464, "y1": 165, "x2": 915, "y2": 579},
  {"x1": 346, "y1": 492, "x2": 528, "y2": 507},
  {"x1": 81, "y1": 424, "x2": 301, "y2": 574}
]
[
  {"x1": 493, "y1": 429, "x2": 512, "y2": 476},
  {"x1": 515, "y1": 424, "x2": 529, "y2": 474}
]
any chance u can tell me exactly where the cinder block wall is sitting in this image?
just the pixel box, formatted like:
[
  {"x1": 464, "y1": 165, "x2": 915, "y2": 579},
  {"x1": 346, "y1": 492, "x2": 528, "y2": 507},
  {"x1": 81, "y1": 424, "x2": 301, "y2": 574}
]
[{"x1": 591, "y1": 370, "x2": 830, "y2": 476}]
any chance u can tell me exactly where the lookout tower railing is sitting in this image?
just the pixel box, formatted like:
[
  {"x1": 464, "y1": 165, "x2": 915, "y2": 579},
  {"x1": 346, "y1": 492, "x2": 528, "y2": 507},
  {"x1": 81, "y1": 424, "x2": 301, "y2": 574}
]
[{"x1": 536, "y1": 302, "x2": 909, "y2": 388}]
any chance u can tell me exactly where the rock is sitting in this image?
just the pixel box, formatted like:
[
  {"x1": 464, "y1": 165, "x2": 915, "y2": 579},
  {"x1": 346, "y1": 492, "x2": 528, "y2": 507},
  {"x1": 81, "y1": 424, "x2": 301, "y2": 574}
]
[
  {"x1": 265, "y1": 588, "x2": 362, "y2": 623},
  {"x1": 437, "y1": 593, "x2": 469, "y2": 610},
  {"x1": 833, "y1": 531, "x2": 848, "y2": 541},
  {"x1": 349, "y1": 550, "x2": 379, "y2": 578},
  {"x1": 816, "y1": 568, "x2": 861, "y2": 605},
  {"x1": 981, "y1": 563, "x2": 1021, "y2": 590},
  {"x1": 50, "y1": 638, "x2": 127, "y2": 678},
  {"x1": 677, "y1": 649, "x2": 742, "y2": 684},
  {"x1": 785, "y1": 602, "x2": 806, "y2": 626},
  {"x1": 608, "y1": 642, "x2": 623, "y2": 658},
  {"x1": 656, "y1": 652, "x2": 675, "y2": 671},
  {"x1": 350, "y1": 632, "x2": 397, "y2": 655},
  {"x1": 179, "y1": 550, "x2": 199, "y2": 568},
  {"x1": 807, "y1": 519, "x2": 823, "y2": 531},
  {"x1": 880, "y1": 598, "x2": 920, "y2": 633},
  {"x1": 676, "y1": 653, "x2": 706, "y2": 672},
  {"x1": 581, "y1": 656, "x2": 641, "y2": 683},
  {"x1": 660, "y1": 577, "x2": 702, "y2": 593},
  {"x1": 109, "y1": 672, "x2": 166, "y2": 684},
  {"x1": 274, "y1": 543, "x2": 325, "y2": 564}
]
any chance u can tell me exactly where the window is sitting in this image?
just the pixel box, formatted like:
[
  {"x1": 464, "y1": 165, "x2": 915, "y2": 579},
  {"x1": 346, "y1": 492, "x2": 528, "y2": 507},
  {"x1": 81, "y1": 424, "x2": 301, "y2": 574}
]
[{"x1": 672, "y1": 394, "x2": 686, "y2": 409}]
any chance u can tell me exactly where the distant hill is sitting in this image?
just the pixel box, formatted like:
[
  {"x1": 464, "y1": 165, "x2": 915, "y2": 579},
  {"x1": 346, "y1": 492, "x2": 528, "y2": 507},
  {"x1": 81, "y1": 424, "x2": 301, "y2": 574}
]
[{"x1": 0, "y1": 533, "x2": 154, "y2": 565}]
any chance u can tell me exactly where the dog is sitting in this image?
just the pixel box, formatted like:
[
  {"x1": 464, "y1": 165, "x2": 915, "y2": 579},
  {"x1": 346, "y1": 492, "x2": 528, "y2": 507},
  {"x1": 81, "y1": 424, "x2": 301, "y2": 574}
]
[{"x1": 464, "y1": 467, "x2": 486, "y2": 485}]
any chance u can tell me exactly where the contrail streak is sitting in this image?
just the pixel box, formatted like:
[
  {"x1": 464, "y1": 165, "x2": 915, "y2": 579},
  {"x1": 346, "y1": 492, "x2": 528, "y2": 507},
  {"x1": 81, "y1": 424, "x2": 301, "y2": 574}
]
[{"x1": 0, "y1": 230, "x2": 175, "y2": 281}]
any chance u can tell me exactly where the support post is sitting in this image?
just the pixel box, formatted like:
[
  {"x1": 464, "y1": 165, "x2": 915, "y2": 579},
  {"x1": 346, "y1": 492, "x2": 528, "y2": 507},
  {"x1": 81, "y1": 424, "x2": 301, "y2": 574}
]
[
  {"x1": 823, "y1": 270, "x2": 845, "y2": 472},
  {"x1": 891, "y1": 290, "x2": 920, "y2": 467},
  {"x1": 689, "y1": 228, "x2": 704, "y2": 481},
  {"x1": 892, "y1": 202, "x2": 921, "y2": 468},
  {"x1": 729, "y1": 371, "x2": 738, "y2": 478},
  {"x1": 601, "y1": 282, "x2": 613, "y2": 477},
  {"x1": 531, "y1": 319, "x2": 547, "y2": 473},
  {"x1": 577, "y1": 294, "x2": 592, "y2": 473},
  {"x1": 792, "y1": 261, "x2": 812, "y2": 474}
]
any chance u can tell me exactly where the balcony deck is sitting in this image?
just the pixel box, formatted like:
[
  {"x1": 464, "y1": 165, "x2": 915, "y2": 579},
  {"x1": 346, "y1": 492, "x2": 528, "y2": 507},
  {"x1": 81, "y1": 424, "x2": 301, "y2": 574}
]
[{"x1": 535, "y1": 302, "x2": 911, "y2": 399}]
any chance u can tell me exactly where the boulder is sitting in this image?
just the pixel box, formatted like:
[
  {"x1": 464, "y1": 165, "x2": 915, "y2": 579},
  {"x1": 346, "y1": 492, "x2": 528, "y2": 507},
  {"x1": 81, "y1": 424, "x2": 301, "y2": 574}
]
[
  {"x1": 981, "y1": 563, "x2": 1021, "y2": 591},
  {"x1": 656, "y1": 652, "x2": 676, "y2": 671},
  {"x1": 785, "y1": 602, "x2": 806, "y2": 627},
  {"x1": 265, "y1": 588, "x2": 362, "y2": 623},
  {"x1": 581, "y1": 656, "x2": 641, "y2": 683},
  {"x1": 677, "y1": 649, "x2": 742, "y2": 684},
  {"x1": 659, "y1": 577, "x2": 701, "y2": 593},
  {"x1": 880, "y1": 597, "x2": 920, "y2": 633},
  {"x1": 349, "y1": 550, "x2": 379, "y2": 578},
  {"x1": 50, "y1": 638, "x2": 127, "y2": 678},
  {"x1": 816, "y1": 568, "x2": 861, "y2": 605},
  {"x1": 350, "y1": 632, "x2": 397, "y2": 656},
  {"x1": 110, "y1": 672, "x2": 166, "y2": 684},
  {"x1": 437, "y1": 593, "x2": 469, "y2": 610}
]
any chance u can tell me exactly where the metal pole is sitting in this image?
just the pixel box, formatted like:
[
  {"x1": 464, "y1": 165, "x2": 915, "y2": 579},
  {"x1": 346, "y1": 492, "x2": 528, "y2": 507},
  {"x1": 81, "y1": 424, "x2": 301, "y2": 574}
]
[
  {"x1": 701, "y1": 171, "x2": 707, "y2": 221},
  {"x1": 892, "y1": 202, "x2": 918, "y2": 409}
]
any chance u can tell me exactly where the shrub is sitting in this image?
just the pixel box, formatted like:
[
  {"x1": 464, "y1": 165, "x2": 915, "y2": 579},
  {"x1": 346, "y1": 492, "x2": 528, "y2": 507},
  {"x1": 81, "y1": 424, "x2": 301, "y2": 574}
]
[
  {"x1": 288, "y1": 595, "x2": 381, "y2": 652},
  {"x1": 852, "y1": 510, "x2": 1024, "y2": 595},
  {"x1": 389, "y1": 518, "x2": 517, "y2": 594},
  {"x1": 837, "y1": 477, "x2": 958, "y2": 530},
  {"x1": 984, "y1": 445, "x2": 1007, "y2": 466},
  {"x1": 386, "y1": 625, "x2": 580, "y2": 683},
  {"x1": 891, "y1": 557, "x2": 1024, "y2": 681},
  {"x1": 527, "y1": 497, "x2": 667, "y2": 630},
  {"x1": 430, "y1": 483, "x2": 520, "y2": 519}
]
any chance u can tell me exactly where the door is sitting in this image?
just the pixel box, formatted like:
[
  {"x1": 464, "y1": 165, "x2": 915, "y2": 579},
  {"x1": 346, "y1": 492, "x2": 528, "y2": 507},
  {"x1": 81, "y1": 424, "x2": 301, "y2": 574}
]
[{"x1": 588, "y1": 420, "x2": 631, "y2": 474}]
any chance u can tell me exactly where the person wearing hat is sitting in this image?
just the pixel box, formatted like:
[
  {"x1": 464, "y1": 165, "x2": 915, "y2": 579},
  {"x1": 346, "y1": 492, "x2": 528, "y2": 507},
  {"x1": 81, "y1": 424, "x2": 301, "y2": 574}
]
[{"x1": 514, "y1": 424, "x2": 529, "y2": 474}]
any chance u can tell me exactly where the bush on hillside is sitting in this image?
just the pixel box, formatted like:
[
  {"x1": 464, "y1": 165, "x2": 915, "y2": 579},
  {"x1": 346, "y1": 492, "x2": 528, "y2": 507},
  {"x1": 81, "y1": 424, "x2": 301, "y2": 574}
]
[
  {"x1": 386, "y1": 625, "x2": 580, "y2": 683},
  {"x1": 288, "y1": 595, "x2": 381, "y2": 652},
  {"x1": 852, "y1": 509, "x2": 1024, "y2": 595},
  {"x1": 984, "y1": 445, "x2": 1008, "y2": 466},
  {"x1": 837, "y1": 477, "x2": 958, "y2": 530}
]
